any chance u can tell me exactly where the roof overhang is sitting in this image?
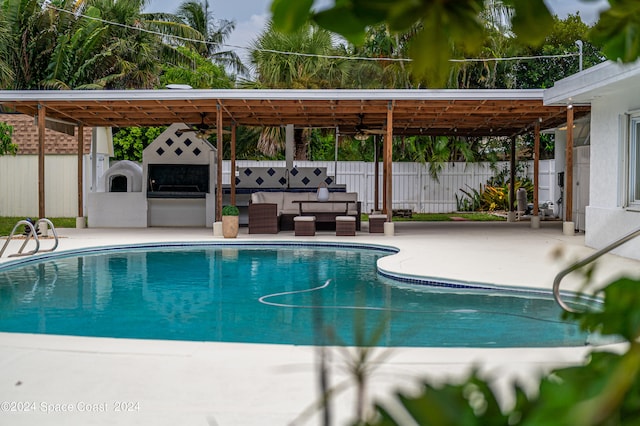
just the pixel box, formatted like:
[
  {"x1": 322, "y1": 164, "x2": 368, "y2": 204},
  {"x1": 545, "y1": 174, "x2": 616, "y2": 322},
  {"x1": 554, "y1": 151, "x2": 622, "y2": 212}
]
[
  {"x1": 545, "y1": 60, "x2": 640, "y2": 106},
  {"x1": 0, "y1": 89, "x2": 589, "y2": 138}
]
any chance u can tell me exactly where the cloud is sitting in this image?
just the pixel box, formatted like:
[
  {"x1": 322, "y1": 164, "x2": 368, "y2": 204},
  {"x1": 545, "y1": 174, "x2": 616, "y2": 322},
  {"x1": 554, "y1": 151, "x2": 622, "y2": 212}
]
[
  {"x1": 545, "y1": 0, "x2": 609, "y2": 24},
  {"x1": 225, "y1": 14, "x2": 268, "y2": 67}
]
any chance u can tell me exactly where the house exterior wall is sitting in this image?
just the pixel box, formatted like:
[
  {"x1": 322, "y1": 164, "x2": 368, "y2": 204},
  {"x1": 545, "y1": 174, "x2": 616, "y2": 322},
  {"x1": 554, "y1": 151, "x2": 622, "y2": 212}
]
[
  {"x1": 544, "y1": 60, "x2": 640, "y2": 260},
  {"x1": 554, "y1": 129, "x2": 590, "y2": 232},
  {"x1": 585, "y1": 92, "x2": 640, "y2": 259}
]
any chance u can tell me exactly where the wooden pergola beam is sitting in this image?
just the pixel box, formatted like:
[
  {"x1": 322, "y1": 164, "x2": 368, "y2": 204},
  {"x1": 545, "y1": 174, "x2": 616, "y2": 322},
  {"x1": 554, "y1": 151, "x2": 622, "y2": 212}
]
[
  {"x1": 565, "y1": 105, "x2": 574, "y2": 222},
  {"x1": 533, "y1": 121, "x2": 540, "y2": 218},
  {"x1": 37, "y1": 104, "x2": 46, "y2": 219},
  {"x1": 77, "y1": 124, "x2": 84, "y2": 218},
  {"x1": 384, "y1": 102, "x2": 394, "y2": 222},
  {"x1": 230, "y1": 124, "x2": 236, "y2": 207},
  {"x1": 510, "y1": 136, "x2": 516, "y2": 213},
  {"x1": 3, "y1": 94, "x2": 589, "y2": 139},
  {"x1": 216, "y1": 103, "x2": 223, "y2": 222}
]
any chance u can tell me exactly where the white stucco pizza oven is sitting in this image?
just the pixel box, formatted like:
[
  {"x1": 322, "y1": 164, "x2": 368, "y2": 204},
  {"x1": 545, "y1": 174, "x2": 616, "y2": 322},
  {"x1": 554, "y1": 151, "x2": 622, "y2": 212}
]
[{"x1": 88, "y1": 124, "x2": 217, "y2": 228}]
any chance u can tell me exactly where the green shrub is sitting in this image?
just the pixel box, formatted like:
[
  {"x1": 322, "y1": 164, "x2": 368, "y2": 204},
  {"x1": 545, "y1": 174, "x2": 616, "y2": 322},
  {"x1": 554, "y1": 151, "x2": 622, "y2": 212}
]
[
  {"x1": 456, "y1": 185, "x2": 482, "y2": 211},
  {"x1": 221, "y1": 205, "x2": 239, "y2": 216},
  {"x1": 0, "y1": 122, "x2": 17, "y2": 156},
  {"x1": 457, "y1": 179, "x2": 534, "y2": 212}
]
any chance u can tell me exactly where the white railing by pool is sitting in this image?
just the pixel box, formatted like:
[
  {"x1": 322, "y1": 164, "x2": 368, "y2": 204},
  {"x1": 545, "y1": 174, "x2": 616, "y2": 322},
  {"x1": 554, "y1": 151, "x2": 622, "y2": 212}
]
[
  {"x1": 553, "y1": 226, "x2": 640, "y2": 312},
  {"x1": 0, "y1": 218, "x2": 59, "y2": 258}
]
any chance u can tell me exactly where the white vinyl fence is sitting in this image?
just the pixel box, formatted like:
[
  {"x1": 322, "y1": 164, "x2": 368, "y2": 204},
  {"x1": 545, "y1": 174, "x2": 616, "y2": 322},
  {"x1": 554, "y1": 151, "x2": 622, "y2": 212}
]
[
  {"x1": 0, "y1": 155, "x2": 90, "y2": 217},
  {"x1": 0, "y1": 156, "x2": 556, "y2": 217},
  {"x1": 223, "y1": 160, "x2": 557, "y2": 214}
]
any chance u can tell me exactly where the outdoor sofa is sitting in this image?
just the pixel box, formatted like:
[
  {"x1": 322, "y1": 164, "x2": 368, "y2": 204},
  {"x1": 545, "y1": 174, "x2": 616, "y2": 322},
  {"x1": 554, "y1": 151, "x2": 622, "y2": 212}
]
[{"x1": 248, "y1": 191, "x2": 361, "y2": 233}]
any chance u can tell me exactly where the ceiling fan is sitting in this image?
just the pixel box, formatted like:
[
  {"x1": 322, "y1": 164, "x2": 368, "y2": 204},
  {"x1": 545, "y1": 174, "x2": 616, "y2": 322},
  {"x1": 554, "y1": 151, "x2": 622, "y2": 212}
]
[
  {"x1": 354, "y1": 113, "x2": 386, "y2": 140},
  {"x1": 175, "y1": 113, "x2": 217, "y2": 139}
]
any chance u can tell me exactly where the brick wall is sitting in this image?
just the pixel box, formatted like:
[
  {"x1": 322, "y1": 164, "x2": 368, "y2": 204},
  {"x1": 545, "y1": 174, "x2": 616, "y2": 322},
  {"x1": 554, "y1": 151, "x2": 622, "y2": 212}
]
[{"x1": 1, "y1": 113, "x2": 92, "y2": 155}]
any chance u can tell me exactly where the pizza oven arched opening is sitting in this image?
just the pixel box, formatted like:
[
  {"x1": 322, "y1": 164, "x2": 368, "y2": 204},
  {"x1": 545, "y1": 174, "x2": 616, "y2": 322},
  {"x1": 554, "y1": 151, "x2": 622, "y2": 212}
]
[{"x1": 109, "y1": 175, "x2": 128, "y2": 192}]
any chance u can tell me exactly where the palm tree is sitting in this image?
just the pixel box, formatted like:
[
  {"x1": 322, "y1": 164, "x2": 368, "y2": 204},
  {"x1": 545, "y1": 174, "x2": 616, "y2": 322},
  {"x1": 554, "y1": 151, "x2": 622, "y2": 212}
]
[
  {"x1": 176, "y1": 0, "x2": 246, "y2": 76},
  {"x1": 0, "y1": 8, "x2": 13, "y2": 87},
  {"x1": 247, "y1": 20, "x2": 350, "y2": 159},
  {"x1": 249, "y1": 20, "x2": 348, "y2": 89},
  {"x1": 78, "y1": 0, "x2": 206, "y2": 89},
  {"x1": 347, "y1": 24, "x2": 417, "y2": 89},
  {"x1": 0, "y1": 0, "x2": 208, "y2": 89},
  {"x1": 159, "y1": 46, "x2": 233, "y2": 89},
  {"x1": 42, "y1": 2, "x2": 114, "y2": 89},
  {"x1": 1, "y1": 0, "x2": 59, "y2": 89},
  {"x1": 446, "y1": 0, "x2": 517, "y2": 89}
]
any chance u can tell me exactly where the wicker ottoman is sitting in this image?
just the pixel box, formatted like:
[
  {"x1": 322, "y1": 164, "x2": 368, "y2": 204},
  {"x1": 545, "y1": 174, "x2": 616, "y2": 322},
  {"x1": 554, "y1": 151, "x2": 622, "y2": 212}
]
[
  {"x1": 336, "y1": 216, "x2": 356, "y2": 236},
  {"x1": 368, "y1": 214, "x2": 387, "y2": 233},
  {"x1": 294, "y1": 215, "x2": 316, "y2": 236}
]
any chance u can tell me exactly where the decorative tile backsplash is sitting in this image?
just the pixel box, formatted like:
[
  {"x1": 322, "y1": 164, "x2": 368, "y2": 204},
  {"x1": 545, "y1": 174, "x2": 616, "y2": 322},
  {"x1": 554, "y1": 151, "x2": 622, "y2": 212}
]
[{"x1": 236, "y1": 167, "x2": 335, "y2": 189}]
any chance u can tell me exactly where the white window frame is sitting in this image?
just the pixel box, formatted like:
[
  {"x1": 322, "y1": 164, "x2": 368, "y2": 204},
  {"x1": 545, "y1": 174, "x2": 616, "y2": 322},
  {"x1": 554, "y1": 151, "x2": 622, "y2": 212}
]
[{"x1": 629, "y1": 114, "x2": 640, "y2": 210}]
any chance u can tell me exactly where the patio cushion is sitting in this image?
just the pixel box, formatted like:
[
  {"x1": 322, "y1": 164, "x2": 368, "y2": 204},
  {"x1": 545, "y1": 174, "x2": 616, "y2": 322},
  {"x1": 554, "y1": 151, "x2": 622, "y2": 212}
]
[
  {"x1": 329, "y1": 192, "x2": 358, "y2": 214},
  {"x1": 251, "y1": 191, "x2": 360, "y2": 221},
  {"x1": 282, "y1": 192, "x2": 310, "y2": 215},
  {"x1": 252, "y1": 192, "x2": 284, "y2": 213}
]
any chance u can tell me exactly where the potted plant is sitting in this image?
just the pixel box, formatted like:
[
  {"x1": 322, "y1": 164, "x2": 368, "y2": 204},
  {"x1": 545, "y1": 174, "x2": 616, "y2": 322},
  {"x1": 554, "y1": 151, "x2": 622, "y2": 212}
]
[{"x1": 221, "y1": 205, "x2": 240, "y2": 238}]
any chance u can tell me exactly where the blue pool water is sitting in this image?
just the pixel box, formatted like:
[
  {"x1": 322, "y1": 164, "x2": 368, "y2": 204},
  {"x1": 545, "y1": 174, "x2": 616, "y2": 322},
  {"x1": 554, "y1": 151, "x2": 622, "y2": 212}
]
[{"x1": 0, "y1": 244, "x2": 598, "y2": 347}]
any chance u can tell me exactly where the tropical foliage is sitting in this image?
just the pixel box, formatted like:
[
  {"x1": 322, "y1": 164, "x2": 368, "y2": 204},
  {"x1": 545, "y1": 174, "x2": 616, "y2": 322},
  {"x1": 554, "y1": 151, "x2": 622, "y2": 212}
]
[
  {"x1": 514, "y1": 14, "x2": 605, "y2": 89},
  {"x1": 270, "y1": 0, "x2": 639, "y2": 86},
  {"x1": 159, "y1": 46, "x2": 233, "y2": 89},
  {"x1": 2, "y1": 0, "x2": 157, "y2": 88},
  {"x1": 0, "y1": 121, "x2": 17, "y2": 155},
  {"x1": 457, "y1": 164, "x2": 533, "y2": 212},
  {"x1": 248, "y1": 20, "x2": 349, "y2": 90},
  {"x1": 0, "y1": 0, "x2": 234, "y2": 90},
  {"x1": 112, "y1": 126, "x2": 164, "y2": 162},
  {"x1": 246, "y1": 20, "x2": 351, "y2": 160},
  {"x1": 176, "y1": 0, "x2": 246, "y2": 76},
  {"x1": 457, "y1": 180, "x2": 532, "y2": 212}
]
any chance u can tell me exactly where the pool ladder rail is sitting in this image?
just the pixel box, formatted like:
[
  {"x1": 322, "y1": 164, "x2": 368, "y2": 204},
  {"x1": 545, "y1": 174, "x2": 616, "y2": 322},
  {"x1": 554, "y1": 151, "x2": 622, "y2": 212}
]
[
  {"x1": 0, "y1": 218, "x2": 59, "y2": 258},
  {"x1": 553, "y1": 226, "x2": 640, "y2": 313}
]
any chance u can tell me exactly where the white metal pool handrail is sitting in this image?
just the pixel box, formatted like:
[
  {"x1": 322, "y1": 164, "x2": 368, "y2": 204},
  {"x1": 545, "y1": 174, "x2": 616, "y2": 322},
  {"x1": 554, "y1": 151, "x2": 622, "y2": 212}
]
[
  {"x1": 34, "y1": 218, "x2": 59, "y2": 253},
  {"x1": 553, "y1": 226, "x2": 640, "y2": 312},
  {"x1": 0, "y1": 218, "x2": 59, "y2": 258},
  {"x1": 0, "y1": 220, "x2": 40, "y2": 257}
]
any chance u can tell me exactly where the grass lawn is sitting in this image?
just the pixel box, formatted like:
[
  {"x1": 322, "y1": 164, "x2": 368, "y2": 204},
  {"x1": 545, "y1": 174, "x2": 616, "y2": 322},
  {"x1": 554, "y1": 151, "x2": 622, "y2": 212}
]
[
  {"x1": 0, "y1": 217, "x2": 77, "y2": 237},
  {"x1": 1, "y1": 213, "x2": 504, "y2": 236},
  {"x1": 363, "y1": 212, "x2": 505, "y2": 222}
]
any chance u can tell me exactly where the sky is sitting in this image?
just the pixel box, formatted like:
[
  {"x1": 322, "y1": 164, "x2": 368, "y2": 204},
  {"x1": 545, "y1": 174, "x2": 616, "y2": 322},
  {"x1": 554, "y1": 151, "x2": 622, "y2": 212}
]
[{"x1": 145, "y1": 0, "x2": 611, "y2": 67}]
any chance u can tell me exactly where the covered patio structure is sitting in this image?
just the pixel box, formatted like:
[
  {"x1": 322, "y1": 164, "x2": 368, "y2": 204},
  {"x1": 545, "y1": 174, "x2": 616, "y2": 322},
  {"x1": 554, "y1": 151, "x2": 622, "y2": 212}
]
[{"x1": 0, "y1": 89, "x2": 589, "y2": 231}]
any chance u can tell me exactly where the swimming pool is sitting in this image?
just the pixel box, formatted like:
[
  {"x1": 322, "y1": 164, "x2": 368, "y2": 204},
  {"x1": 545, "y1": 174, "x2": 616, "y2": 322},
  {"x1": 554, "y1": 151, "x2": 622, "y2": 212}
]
[{"x1": 0, "y1": 243, "x2": 600, "y2": 347}]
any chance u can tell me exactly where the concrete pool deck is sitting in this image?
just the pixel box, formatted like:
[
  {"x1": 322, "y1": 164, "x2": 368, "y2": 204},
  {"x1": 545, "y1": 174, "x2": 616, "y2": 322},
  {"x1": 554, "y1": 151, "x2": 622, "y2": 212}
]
[{"x1": 0, "y1": 221, "x2": 639, "y2": 425}]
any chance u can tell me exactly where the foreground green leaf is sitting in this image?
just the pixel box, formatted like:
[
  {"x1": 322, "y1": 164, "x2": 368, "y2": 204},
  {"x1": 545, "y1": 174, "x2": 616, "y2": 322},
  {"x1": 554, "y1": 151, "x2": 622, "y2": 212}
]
[
  {"x1": 590, "y1": 0, "x2": 640, "y2": 62},
  {"x1": 271, "y1": 0, "x2": 314, "y2": 33},
  {"x1": 506, "y1": 0, "x2": 554, "y2": 46},
  {"x1": 566, "y1": 277, "x2": 640, "y2": 342}
]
